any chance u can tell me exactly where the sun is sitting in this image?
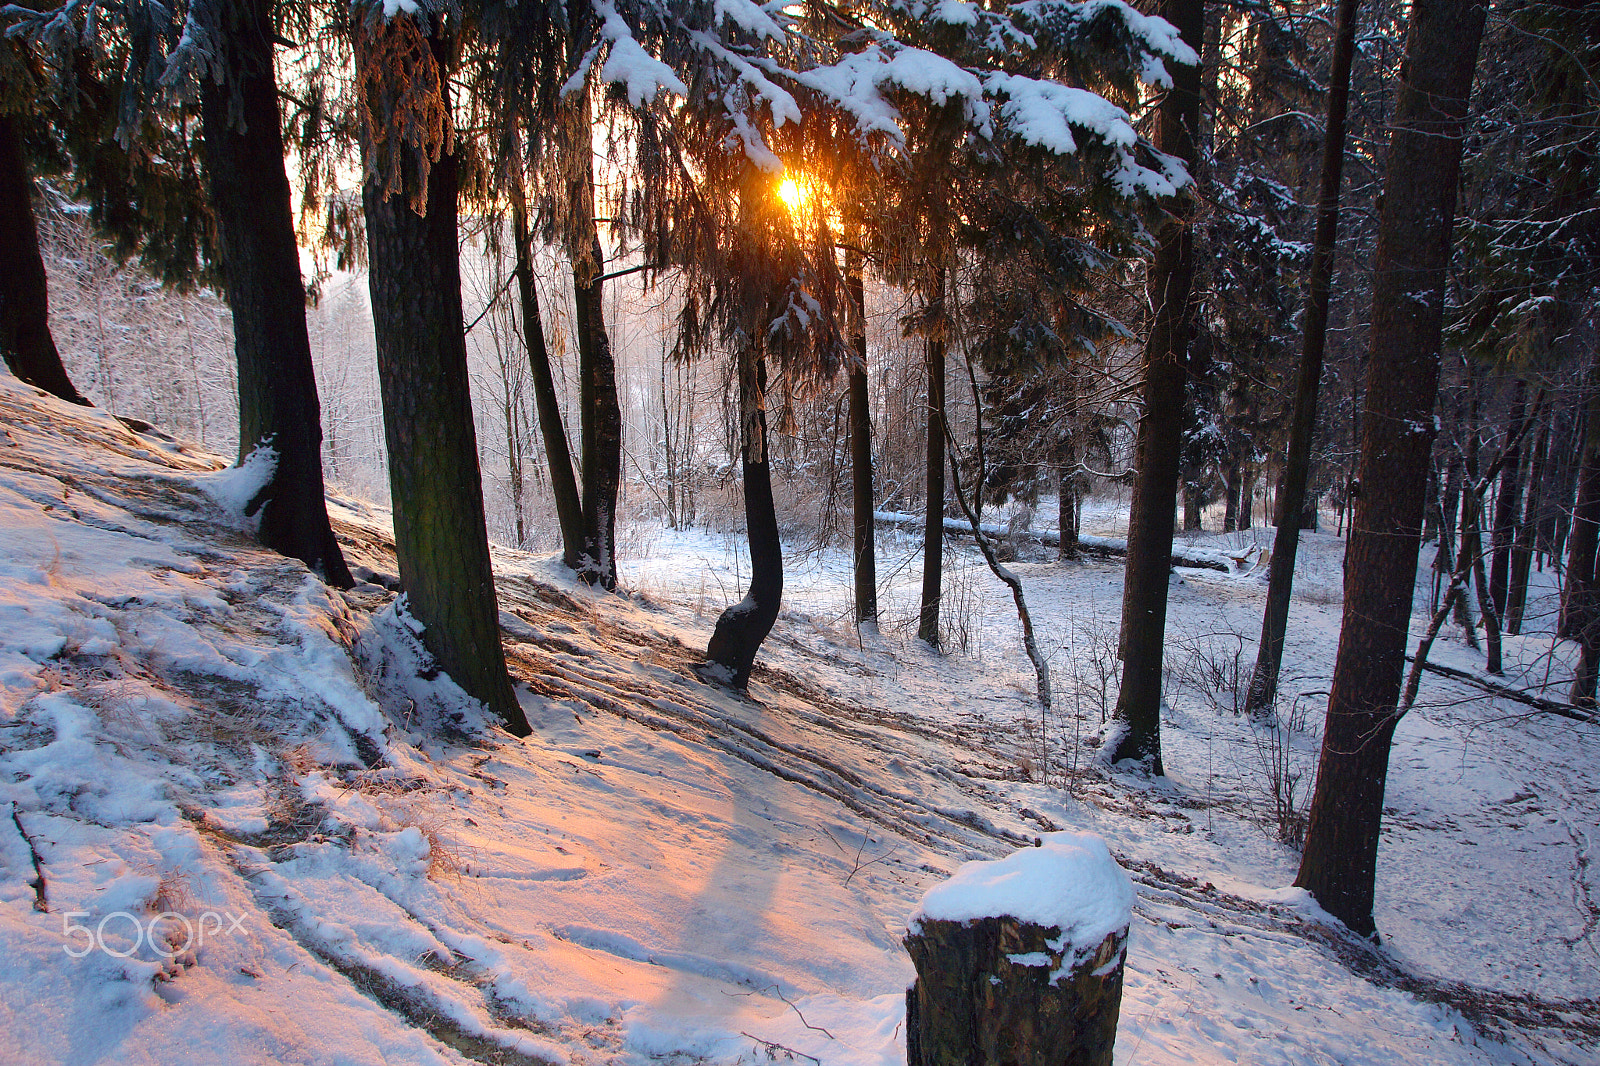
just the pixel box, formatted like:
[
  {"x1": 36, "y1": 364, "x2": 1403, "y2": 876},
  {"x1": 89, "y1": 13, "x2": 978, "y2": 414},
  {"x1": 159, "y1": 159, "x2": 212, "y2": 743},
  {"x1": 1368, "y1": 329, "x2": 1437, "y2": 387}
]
[{"x1": 777, "y1": 175, "x2": 807, "y2": 213}]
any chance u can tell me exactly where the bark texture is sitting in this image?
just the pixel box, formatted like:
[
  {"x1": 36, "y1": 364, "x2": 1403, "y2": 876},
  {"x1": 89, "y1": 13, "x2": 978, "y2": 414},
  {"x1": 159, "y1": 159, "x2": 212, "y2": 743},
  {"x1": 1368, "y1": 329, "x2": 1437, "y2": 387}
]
[
  {"x1": 1295, "y1": 0, "x2": 1486, "y2": 936},
  {"x1": 567, "y1": 86, "x2": 621, "y2": 591},
  {"x1": 919, "y1": 326, "x2": 947, "y2": 647},
  {"x1": 360, "y1": 21, "x2": 527, "y2": 736},
  {"x1": 1108, "y1": 0, "x2": 1204, "y2": 772},
  {"x1": 905, "y1": 917, "x2": 1126, "y2": 1066},
  {"x1": 201, "y1": 0, "x2": 351, "y2": 588},
  {"x1": 703, "y1": 355, "x2": 782, "y2": 690},
  {"x1": 848, "y1": 253, "x2": 878, "y2": 625},
  {"x1": 0, "y1": 113, "x2": 88, "y2": 406}
]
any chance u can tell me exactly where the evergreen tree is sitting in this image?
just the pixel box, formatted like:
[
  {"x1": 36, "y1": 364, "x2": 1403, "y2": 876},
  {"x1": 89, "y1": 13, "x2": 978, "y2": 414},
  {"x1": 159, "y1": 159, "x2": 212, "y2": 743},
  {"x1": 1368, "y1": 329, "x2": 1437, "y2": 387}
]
[
  {"x1": 191, "y1": 0, "x2": 353, "y2": 586},
  {"x1": 353, "y1": 0, "x2": 529, "y2": 735}
]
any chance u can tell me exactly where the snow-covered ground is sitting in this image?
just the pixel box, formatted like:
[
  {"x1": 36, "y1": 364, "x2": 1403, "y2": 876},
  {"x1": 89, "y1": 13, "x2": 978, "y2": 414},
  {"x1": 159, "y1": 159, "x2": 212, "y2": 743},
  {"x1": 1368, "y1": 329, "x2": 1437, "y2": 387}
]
[{"x1": 1, "y1": 373, "x2": 1595, "y2": 1066}]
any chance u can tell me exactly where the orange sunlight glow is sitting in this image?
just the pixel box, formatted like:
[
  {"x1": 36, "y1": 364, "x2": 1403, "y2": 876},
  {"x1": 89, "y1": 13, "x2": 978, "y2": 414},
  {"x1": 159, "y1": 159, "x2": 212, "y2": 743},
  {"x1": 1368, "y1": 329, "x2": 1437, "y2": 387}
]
[{"x1": 777, "y1": 175, "x2": 807, "y2": 213}]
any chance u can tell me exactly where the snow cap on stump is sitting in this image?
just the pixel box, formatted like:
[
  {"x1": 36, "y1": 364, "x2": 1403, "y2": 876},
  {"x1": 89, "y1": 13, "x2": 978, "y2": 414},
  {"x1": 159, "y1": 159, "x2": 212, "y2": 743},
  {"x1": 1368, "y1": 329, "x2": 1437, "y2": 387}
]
[
  {"x1": 911, "y1": 831, "x2": 1134, "y2": 959},
  {"x1": 904, "y1": 831, "x2": 1134, "y2": 1066}
]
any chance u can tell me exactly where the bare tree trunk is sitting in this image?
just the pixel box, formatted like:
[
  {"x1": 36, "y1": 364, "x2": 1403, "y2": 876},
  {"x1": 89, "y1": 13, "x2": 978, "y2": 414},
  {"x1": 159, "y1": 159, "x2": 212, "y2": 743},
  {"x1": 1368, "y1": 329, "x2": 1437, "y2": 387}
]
[
  {"x1": 1240, "y1": 463, "x2": 1255, "y2": 529},
  {"x1": 201, "y1": 0, "x2": 351, "y2": 589},
  {"x1": 1244, "y1": 0, "x2": 1360, "y2": 713},
  {"x1": 703, "y1": 354, "x2": 782, "y2": 689},
  {"x1": 1108, "y1": 0, "x2": 1204, "y2": 773},
  {"x1": 1507, "y1": 414, "x2": 1549, "y2": 634},
  {"x1": 561, "y1": 82, "x2": 621, "y2": 589},
  {"x1": 1562, "y1": 374, "x2": 1600, "y2": 642},
  {"x1": 511, "y1": 185, "x2": 584, "y2": 570},
  {"x1": 1489, "y1": 380, "x2": 1528, "y2": 616},
  {"x1": 0, "y1": 114, "x2": 89, "y2": 406},
  {"x1": 358, "y1": 18, "x2": 527, "y2": 736},
  {"x1": 1564, "y1": 375, "x2": 1600, "y2": 703},
  {"x1": 918, "y1": 270, "x2": 947, "y2": 647},
  {"x1": 1223, "y1": 460, "x2": 1240, "y2": 533},
  {"x1": 847, "y1": 248, "x2": 878, "y2": 625},
  {"x1": 1295, "y1": 0, "x2": 1486, "y2": 937}
]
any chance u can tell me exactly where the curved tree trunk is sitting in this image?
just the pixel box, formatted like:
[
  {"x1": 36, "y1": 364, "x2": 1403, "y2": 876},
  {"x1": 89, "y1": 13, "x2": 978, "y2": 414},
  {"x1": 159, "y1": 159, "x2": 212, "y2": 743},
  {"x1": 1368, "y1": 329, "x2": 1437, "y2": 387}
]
[
  {"x1": 1246, "y1": 0, "x2": 1361, "y2": 715},
  {"x1": 0, "y1": 114, "x2": 88, "y2": 406},
  {"x1": 703, "y1": 354, "x2": 782, "y2": 689},
  {"x1": 201, "y1": 0, "x2": 351, "y2": 588},
  {"x1": 511, "y1": 183, "x2": 584, "y2": 571},
  {"x1": 1295, "y1": 0, "x2": 1486, "y2": 937},
  {"x1": 358, "y1": 19, "x2": 527, "y2": 737},
  {"x1": 847, "y1": 249, "x2": 878, "y2": 625},
  {"x1": 1107, "y1": 0, "x2": 1204, "y2": 773}
]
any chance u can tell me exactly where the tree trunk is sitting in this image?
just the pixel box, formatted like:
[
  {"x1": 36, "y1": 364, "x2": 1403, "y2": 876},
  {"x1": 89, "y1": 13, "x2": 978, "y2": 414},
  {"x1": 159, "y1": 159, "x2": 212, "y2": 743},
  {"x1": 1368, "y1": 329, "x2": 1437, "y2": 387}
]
[
  {"x1": 1183, "y1": 483, "x2": 1202, "y2": 531},
  {"x1": 1561, "y1": 375, "x2": 1600, "y2": 642},
  {"x1": 1222, "y1": 460, "x2": 1240, "y2": 533},
  {"x1": 1488, "y1": 380, "x2": 1528, "y2": 616},
  {"x1": 1058, "y1": 460, "x2": 1080, "y2": 561},
  {"x1": 1245, "y1": 0, "x2": 1365, "y2": 707},
  {"x1": 0, "y1": 114, "x2": 89, "y2": 406},
  {"x1": 358, "y1": 20, "x2": 528, "y2": 736},
  {"x1": 905, "y1": 916, "x2": 1125, "y2": 1066},
  {"x1": 919, "y1": 272, "x2": 948, "y2": 647},
  {"x1": 848, "y1": 249, "x2": 878, "y2": 625},
  {"x1": 512, "y1": 185, "x2": 584, "y2": 570},
  {"x1": 566, "y1": 84, "x2": 621, "y2": 590},
  {"x1": 1240, "y1": 463, "x2": 1255, "y2": 529},
  {"x1": 1295, "y1": 0, "x2": 1486, "y2": 937},
  {"x1": 1108, "y1": 0, "x2": 1204, "y2": 773},
  {"x1": 703, "y1": 354, "x2": 782, "y2": 689},
  {"x1": 200, "y1": 0, "x2": 351, "y2": 589},
  {"x1": 1506, "y1": 414, "x2": 1549, "y2": 634}
]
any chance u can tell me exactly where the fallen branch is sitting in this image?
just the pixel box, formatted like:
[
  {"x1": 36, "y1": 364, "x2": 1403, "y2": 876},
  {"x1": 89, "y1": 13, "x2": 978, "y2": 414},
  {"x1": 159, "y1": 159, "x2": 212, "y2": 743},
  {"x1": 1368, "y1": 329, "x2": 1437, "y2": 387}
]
[
  {"x1": 1404, "y1": 656, "x2": 1597, "y2": 724},
  {"x1": 872, "y1": 511, "x2": 1231, "y2": 571},
  {"x1": 10, "y1": 804, "x2": 47, "y2": 912}
]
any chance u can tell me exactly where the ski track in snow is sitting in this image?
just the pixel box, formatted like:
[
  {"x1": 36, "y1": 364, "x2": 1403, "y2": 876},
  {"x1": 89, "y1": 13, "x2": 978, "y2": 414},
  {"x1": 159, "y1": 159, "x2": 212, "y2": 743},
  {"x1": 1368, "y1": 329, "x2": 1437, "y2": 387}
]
[{"x1": 0, "y1": 374, "x2": 1595, "y2": 1066}]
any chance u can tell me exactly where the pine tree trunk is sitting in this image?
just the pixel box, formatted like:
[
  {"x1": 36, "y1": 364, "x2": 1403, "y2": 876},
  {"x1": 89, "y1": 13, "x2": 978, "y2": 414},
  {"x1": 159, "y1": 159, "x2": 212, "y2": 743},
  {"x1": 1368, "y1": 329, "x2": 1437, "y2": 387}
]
[
  {"x1": 359, "y1": 21, "x2": 527, "y2": 737},
  {"x1": 512, "y1": 188, "x2": 584, "y2": 571},
  {"x1": 1183, "y1": 484, "x2": 1203, "y2": 531},
  {"x1": 919, "y1": 276, "x2": 947, "y2": 647},
  {"x1": 201, "y1": 0, "x2": 351, "y2": 589},
  {"x1": 847, "y1": 250, "x2": 878, "y2": 625},
  {"x1": 1108, "y1": 0, "x2": 1204, "y2": 772},
  {"x1": 703, "y1": 354, "x2": 782, "y2": 689},
  {"x1": 1488, "y1": 380, "x2": 1528, "y2": 615},
  {"x1": 0, "y1": 114, "x2": 88, "y2": 406},
  {"x1": 1295, "y1": 0, "x2": 1486, "y2": 937}
]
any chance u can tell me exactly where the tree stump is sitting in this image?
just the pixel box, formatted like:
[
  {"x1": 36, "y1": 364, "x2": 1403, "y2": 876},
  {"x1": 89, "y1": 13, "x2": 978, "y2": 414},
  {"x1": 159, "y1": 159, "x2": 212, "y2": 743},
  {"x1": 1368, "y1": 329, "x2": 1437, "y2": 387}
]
[{"x1": 904, "y1": 833, "x2": 1133, "y2": 1066}]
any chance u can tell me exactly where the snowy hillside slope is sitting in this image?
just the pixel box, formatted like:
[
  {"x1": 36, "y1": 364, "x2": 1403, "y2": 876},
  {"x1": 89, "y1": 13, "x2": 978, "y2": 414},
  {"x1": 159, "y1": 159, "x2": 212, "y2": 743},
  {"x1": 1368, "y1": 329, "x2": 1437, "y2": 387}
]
[{"x1": 0, "y1": 373, "x2": 1595, "y2": 1066}]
